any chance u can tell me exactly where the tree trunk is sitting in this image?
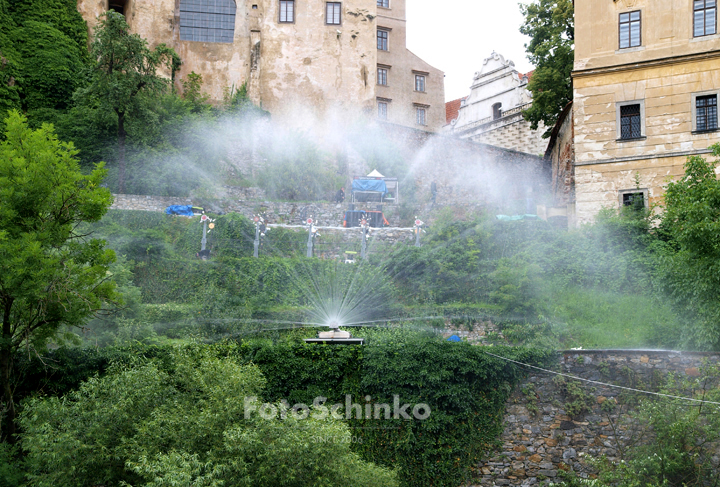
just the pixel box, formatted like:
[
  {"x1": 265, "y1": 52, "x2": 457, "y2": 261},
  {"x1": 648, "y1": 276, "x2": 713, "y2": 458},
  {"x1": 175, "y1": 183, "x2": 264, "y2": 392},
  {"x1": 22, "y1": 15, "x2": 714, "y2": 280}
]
[
  {"x1": 1, "y1": 298, "x2": 15, "y2": 443},
  {"x1": 117, "y1": 111, "x2": 126, "y2": 194}
]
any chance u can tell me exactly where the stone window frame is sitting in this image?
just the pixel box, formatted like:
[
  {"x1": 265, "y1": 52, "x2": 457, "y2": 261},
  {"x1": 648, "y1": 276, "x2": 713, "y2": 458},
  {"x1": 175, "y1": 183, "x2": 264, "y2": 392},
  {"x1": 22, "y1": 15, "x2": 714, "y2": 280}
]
[
  {"x1": 694, "y1": 0, "x2": 717, "y2": 37},
  {"x1": 615, "y1": 99, "x2": 646, "y2": 142},
  {"x1": 414, "y1": 103, "x2": 429, "y2": 126},
  {"x1": 377, "y1": 97, "x2": 391, "y2": 120},
  {"x1": 414, "y1": 74, "x2": 426, "y2": 93},
  {"x1": 415, "y1": 107, "x2": 427, "y2": 126},
  {"x1": 619, "y1": 10, "x2": 642, "y2": 49},
  {"x1": 618, "y1": 188, "x2": 649, "y2": 210},
  {"x1": 326, "y1": 2, "x2": 341, "y2": 25},
  {"x1": 377, "y1": 65, "x2": 390, "y2": 86},
  {"x1": 692, "y1": 89, "x2": 720, "y2": 133},
  {"x1": 279, "y1": 0, "x2": 295, "y2": 23},
  {"x1": 377, "y1": 28, "x2": 389, "y2": 51}
]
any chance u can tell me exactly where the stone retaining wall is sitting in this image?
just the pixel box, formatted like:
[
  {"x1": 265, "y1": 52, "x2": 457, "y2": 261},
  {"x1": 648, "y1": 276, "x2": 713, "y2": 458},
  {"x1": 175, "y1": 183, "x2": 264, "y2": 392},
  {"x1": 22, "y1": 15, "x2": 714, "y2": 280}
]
[
  {"x1": 470, "y1": 350, "x2": 720, "y2": 486},
  {"x1": 110, "y1": 189, "x2": 404, "y2": 227}
]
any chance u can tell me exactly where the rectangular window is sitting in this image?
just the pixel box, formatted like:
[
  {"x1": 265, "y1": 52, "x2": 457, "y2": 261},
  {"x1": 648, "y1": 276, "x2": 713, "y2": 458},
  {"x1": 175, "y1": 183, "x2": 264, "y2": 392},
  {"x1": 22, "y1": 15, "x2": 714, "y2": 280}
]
[
  {"x1": 696, "y1": 95, "x2": 718, "y2": 131},
  {"x1": 619, "y1": 11, "x2": 641, "y2": 48},
  {"x1": 377, "y1": 67, "x2": 388, "y2": 86},
  {"x1": 416, "y1": 108, "x2": 426, "y2": 126},
  {"x1": 326, "y1": 2, "x2": 341, "y2": 25},
  {"x1": 377, "y1": 30, "x2": 388, "y2": 51},
  {"x1": 415, "y1": 75, "x2": 426, "y2": 92},
  {"x1": 279, "y1": 0, "x2": 294, "y2": 22},
  {"x1": 695, "y1": 0, "x2": 717, "y2": 37},
  {"x1": 377, "y1": 0, "x2": 389, "y2": 7},
  {"x1": 620, "y1": 104, "x2": 642, "y2": 139},
  {"x1": 378, "y1": 102, "x2": 388, "y2": 120},
  {"x1": 622, "y1": 192, "x2": 645, "y2": 210}
]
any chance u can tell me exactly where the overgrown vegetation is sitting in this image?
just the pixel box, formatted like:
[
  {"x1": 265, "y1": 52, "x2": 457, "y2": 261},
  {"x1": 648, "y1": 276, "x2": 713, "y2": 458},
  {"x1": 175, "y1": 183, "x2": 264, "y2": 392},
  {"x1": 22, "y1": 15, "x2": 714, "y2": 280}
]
[
  {"x1": 3, "y1": 1, "x2": 720, "y2": 485},
  {"x1": 559, "y1": 363, "x2": 720, "y2": 487}
]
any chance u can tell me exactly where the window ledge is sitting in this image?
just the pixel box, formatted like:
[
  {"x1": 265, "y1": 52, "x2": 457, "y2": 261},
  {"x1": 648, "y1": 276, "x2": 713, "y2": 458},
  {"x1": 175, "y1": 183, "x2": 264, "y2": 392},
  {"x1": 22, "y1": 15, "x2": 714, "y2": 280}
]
[
  {"x1": 616, "y1": 136, "x2": 646, "y2": 142},
  {"x1": 691, "y1": 32, "x2": 720, "y2": 42},
  {"x1": 692, "y1": 128, "x2": 719, "y2": 135},
  {"x1": 615, "y1": 46, "x2": 645, "y2": 54}
]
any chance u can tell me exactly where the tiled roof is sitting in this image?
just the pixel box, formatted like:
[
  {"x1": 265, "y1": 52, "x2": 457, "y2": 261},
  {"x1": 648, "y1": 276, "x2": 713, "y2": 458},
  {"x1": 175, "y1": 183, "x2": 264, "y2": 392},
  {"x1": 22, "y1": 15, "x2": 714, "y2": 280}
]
[
  {"x1": 445, "y1": 97, "x2": 466, "y2": 125},
  {"x1": 519, "y1": 70, "x2": 535, "y2": 81}
]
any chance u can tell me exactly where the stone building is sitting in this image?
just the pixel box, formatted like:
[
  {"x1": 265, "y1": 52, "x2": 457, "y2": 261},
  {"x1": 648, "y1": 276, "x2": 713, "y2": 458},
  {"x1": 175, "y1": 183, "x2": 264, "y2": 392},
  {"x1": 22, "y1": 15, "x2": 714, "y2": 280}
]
[
  {"x1": 542, "y1": 101, "x2": 575, "y2": 227},
  {"x1": 77, "y1": 0, "x2": 445, "y2": 131},
  {"x1": 573, "y1": 0, "x2": 720, "y2": 224},
  {"x1": 375, "y1": 0, "x2": 445, "y2": 131},
  {"x1": 444, "y1": 52, "x2": 546, "y2": 156}
]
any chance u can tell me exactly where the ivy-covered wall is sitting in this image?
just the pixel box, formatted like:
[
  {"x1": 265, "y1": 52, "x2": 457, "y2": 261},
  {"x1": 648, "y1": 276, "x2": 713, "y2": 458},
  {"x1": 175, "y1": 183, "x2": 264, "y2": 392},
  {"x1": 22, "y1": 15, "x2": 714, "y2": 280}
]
[{"x1": 13, "y1": 338, "x2": 554, "y2": 487}]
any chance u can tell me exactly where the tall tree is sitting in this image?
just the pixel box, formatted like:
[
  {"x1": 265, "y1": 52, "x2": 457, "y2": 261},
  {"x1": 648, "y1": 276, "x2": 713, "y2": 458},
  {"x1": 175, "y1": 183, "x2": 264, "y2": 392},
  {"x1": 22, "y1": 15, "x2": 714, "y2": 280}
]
[
  {"x1": 0, "y1": 111, "x2": 117, "y2": 441},
  {"x1": 519, "y1": 0, "x2": 574, "y2": 137},
  {"x1": 659, "y1": 146, "x2": 720, "y2": 349},
  {"x1": 76, "y1": 11, "x2": 180, "y2": 193}
]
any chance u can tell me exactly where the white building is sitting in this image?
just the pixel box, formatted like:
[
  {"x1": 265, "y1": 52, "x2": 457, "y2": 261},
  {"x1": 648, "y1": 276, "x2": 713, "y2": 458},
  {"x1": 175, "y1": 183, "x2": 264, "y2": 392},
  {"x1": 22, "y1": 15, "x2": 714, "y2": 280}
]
[{"x1": 445, "y1": 52, "x2": 546, "y2": 156}]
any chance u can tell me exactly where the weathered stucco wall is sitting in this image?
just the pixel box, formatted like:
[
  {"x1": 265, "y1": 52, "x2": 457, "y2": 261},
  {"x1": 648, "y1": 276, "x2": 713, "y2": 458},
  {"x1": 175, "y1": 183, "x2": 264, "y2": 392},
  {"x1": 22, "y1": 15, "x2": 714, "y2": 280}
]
[
  {"x1": 76, "y1": 0, "x2": 443, "y2": 131},
  {"x1": 546, "y1": 103, "x2": 575, "y2": 211},
  {"x1": 572, "y1": 0, "x2": 720, "y2": 224},
  {"x1": 256, "y1": 0, "x2": 377, "y2": 120},
  {"x1": 573, "y1": 58, "x2": 720, "y2": 224},
  {"x1": 574, "y1": 0, "x2": 720, "y2": 72}
]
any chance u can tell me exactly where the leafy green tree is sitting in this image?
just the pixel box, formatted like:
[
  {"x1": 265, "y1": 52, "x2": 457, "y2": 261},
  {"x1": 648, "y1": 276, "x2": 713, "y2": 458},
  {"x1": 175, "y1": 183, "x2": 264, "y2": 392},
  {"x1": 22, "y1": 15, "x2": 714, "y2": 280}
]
[
  {"x1": 519, "y1": 0, "x2": 574, "y2": 137},
  {"x1": 659, "y1": 146, "x2": 720, "y2": 349},
  {"x1": 76, "y1": 11, "x2": 180, "y2": 193},
  {"x1": 20, "y1": 349, "x2": 399, "y2": 487},
  {"x1": 181, "y1": 71, "x2": 211, "y2": 113},
  {"x1": 0, "y1": 0, "x2": 19, "y2": 123},
  {"x1": 0, "y1": 111, "x2": 117, "y2": 441}
]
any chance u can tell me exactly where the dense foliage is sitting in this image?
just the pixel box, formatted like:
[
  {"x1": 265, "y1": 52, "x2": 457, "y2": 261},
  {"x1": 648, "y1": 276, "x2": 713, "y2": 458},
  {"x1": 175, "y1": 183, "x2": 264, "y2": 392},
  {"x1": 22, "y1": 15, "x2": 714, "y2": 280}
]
[
  {"x1": 0, "y1": 0, "x2": 88, "y2": 115},
  {"x1": 10, "y1": 335, "x2": 552, "y2": 487},
  {"x1": 658, "y1": 147, "x2": 720, "y2": 349},
  {"x1": 20, "y1": 346, "x2": 399, "y2": 487},
  {"x1": 0, "y1": 112, "x2": 116, "y2": 441},
  {"x1": 520, "y1": 0, "x2": 574, "y2": 137}
]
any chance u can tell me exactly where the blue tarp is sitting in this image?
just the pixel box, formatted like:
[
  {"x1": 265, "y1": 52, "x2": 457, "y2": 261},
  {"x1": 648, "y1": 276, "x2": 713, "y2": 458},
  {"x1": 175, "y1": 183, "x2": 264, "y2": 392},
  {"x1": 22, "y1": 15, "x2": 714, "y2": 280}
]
[
  {"x1": 447, "y1": 335, "x2": 462, "y2": 342},
  {"x1": 165, "y1": 205, "x2": 195, "y2": 216},
  {"x1": 352, "y1": 179, "x2": 387, "y2": 195}
]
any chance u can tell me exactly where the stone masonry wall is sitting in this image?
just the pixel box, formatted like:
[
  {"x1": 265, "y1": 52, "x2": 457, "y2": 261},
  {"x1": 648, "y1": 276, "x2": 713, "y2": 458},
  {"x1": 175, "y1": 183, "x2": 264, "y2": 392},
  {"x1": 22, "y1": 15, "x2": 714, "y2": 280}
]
[
  {"x1": 469, "y1": 350, "x2": 720, "y2": 487},
  {"x1": 111, "y1": 188, "x2": 401, "y2": 227}
]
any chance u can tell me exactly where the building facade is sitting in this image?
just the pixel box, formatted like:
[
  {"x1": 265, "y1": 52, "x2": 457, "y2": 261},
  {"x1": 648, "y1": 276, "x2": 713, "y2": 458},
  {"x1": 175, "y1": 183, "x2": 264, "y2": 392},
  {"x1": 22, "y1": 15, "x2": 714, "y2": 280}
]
[
  {"x1": 76, "y1": 0, "x2": 444, "y2": 131},
  {"x1": 573, "y1": 0, "x2": 720, "y2": 224},
  {"x1": 374, "y1": 0, "x2": 445, "y2": 131},
  {"x1": 444, "y1": 52, "x2": 546, "y2": 156}
]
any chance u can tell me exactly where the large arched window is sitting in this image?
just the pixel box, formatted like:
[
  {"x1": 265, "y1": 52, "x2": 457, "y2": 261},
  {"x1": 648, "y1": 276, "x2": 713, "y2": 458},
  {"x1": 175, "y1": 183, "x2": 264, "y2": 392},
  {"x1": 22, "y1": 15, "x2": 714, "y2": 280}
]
[{"x1": 179, "y1": 0, "x2": 236, "y2": 43}]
